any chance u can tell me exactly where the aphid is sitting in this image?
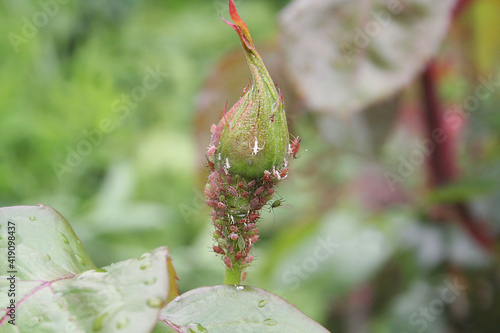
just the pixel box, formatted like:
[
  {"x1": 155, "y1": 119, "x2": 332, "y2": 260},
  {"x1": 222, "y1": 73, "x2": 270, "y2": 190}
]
[
  {"x1": 254, "y1": 186, "x2": 265, "y2": 196},
  {"x1": 213, "y1": 246, "x2": 225, "y2": 255},
  {"x1": 217, "y1": 202, "x2": 226, "y2": 210},
  {"x1": 263, "y1": 170, "x2": 273, "y2": 183},
  {"x1": 279, "y1": 168, "x2": 289, "y2": 179},
  {"x1": 223, "y1": 256, "x2": 232, "y2": 269},
  {"x1": 204, "y1": 187, "x2": 214, "y2": 198},
  {"x1": 290, "y1": 136, "x2": 301, "y2": 159},
  {"x1": 249, "y1": 197, "x2": 260, "y2": 210},
  {"x1": 248, "y1": 212, "x2": 259, "y2": 221},
  {"x1": 229, "y1": 233, "x2": 238, "y2": 240},
  {"x1": 244, "y1": 255, "x2": 254, "y2": 264},
  {"x1": 246, "y1": 180, "x2": 256, "y2": 189},
  {"x1": 269, "y1": 199, "x2": 293, "y2": 211},
  {"x1": 228, "y1": 186, "x2": 238, "y2": 197},
  {"x1": 206, "y1": 200, "x2": 217, "y2": 208},
  {"x1": 230, "y1": 225, "x2": 238, "y2": 232},
  {"x1": 207, "y1": 160, "x2": 215, "y2": 171},
  {"x1": 207, "y1": 145, "x2": 216, "y2": 156},
  {"x1": 209, "y1": 180, "x2": 219, "y2": 193}
]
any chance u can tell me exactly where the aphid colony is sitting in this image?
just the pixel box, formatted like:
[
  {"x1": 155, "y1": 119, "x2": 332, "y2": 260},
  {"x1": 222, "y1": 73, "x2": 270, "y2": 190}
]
[{"x1": 205, "y1": 154, "x2": 290, "y2": 270}]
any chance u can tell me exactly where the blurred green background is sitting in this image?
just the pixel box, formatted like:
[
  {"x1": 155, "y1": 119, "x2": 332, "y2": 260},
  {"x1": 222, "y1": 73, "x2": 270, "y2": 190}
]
[{"x1": 1, "y1": 0, "x2": 499, "y2": 332}]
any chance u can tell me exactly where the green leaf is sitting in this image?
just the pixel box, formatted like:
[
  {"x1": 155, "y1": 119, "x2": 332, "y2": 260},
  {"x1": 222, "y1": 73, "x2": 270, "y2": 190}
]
[
  {"x1": 0, "y1": 205, "x2": 173, "y2": 333},
  {"x1": 280, "y1": 0, "x2": 454, "y2": 116},
  {"x1": 159, "y1": 285, "x2": 330, "y2": 332}
]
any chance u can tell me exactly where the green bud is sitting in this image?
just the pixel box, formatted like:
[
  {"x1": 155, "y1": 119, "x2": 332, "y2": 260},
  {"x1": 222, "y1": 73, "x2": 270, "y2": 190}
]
[{"x1": 211, "y1": 0, "x2": 289, "y2": 180}]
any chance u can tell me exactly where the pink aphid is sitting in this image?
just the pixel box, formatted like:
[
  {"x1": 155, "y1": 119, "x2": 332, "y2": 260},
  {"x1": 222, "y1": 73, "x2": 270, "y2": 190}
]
[
  {"x1": 230, "y1": 233, "x2": 238, "y2": 240},
  {"x1": 254, "y1": 186, "x2": 265, "y2": 196},
  {"x1": 246, "y1": 180, "x2": 256, "y2": 189},
  {"x1": 249, "y1": 197, "x2": 260, "y2": 210},
  {"x1": 228, "y1": 186, "x2": 238, "y2": 197},
  {"x1": 207, "y1": 145, "x2": 216, "y2": 156},
  {"x1": 213, "y1": 246, "x2": 225, "y2": 255},
  {"x1": 224, "y1": 256, "x2": 232, "y2": 269},
  {"x1": 244, "y1": 255, "x2": 254, "y2": 264},
  {"x1": 290, "y1": 136, "x2": 301, "y2": 159}
]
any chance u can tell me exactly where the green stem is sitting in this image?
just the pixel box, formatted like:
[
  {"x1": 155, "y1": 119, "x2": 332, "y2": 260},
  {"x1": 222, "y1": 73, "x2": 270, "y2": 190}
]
[{"x1": 224, "y1": 265, "x2": 242, "y2": 285}]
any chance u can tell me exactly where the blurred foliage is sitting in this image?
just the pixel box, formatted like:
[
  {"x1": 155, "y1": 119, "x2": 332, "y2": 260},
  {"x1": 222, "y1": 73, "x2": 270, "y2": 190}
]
[{"x1": 1, "y1": 0, "x2": 500, "y2": 332}]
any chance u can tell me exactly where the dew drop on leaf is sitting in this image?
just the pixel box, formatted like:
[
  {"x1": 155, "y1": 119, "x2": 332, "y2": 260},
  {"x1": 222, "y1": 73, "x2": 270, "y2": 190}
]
[
  {"x1": 144, "y1": 277, "x2": 157, "y2": 285},
  {"x1": 116, "y1": 318, "x2": 129, "y2": 329},
  {"x1": 92, "y1": 312, "x2": 109, "y2": 331},
  {"x1": 196, "y1": 324, "x2": 208, "y2": 332},
  {"x1": 75, "y1": 254, "x2": 86, "y2": 266},
  {"x1": 236, "y1": 285, "x2": 244, "y2": 291},
  {"x1": 147, "y1": 297, "x2": 163, "y2": 308},
  {"x1": 264, "y1": 318, "x2": 277, "y2": 326},
  {"x1": 140, "y1": 261, "x2": 151, "y2": 270},
  {"x1": 58, "y1": 232, "x2": 69, "y2": 244}
]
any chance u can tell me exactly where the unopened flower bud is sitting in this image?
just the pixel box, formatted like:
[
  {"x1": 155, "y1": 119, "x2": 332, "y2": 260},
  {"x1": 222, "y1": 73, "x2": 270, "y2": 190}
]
[{"x1": 211, "y1": 0, "x2": 289, "y2": 180}]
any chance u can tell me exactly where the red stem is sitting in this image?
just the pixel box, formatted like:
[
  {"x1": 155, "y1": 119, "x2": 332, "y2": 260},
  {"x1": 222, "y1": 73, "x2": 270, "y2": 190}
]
[
  {"x1": 452, "y1": 0, "x2": 474, "y2": 18},
  {"x1": 420, "y1": 63, "x2": 493, "y2": 251}
]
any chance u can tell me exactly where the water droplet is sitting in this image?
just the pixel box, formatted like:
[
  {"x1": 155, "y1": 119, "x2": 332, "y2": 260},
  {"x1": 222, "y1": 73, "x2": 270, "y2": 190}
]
[
  {"x1": 196, "y1": 324, "x2": 208, "y2": 332},
  {"x1": 147, "y1": 297, "x2": 163, "y2": 308},
  {"x1": 144, "y1": 277, "x2": 157, "y2": 285},
  {"x1": 75, "y1": 254, "x2": 86, "y2": 266},
  {"x1": 258, "y1": 300, "x2": 267, "y2": 308},
  {"x1": 58, "y1": 233, "x2": 69, "y2": 244},
  {"x1": 92, "y1": 312, "x2": 108, "y2": 331},
  {"x1": 140, "y1": 261, "x2": 151, "y2": 270},
  {"x1": 174, "y1": 296, "x2": 181, "y2": 302},
  {"x1": 264, "y1": 319, "x2": 277, "y2": 326},
  {"x1": 29, "y1": 216, "x2": 36, "y2": 221},
  {"x1": 236, "y1": 285, "x2": 244, "y2": 291},
  {"x1": 116, "y1": 318, "x2": 129, "y2": 329}
]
